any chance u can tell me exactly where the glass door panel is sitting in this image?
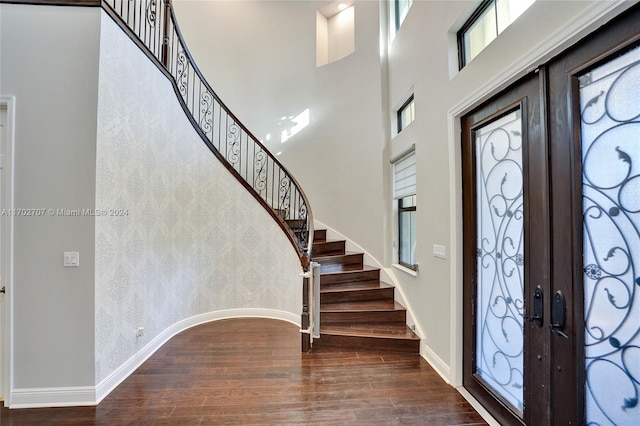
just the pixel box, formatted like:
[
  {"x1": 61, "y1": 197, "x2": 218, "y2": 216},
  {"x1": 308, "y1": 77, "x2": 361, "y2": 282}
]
[
  {"x1": 579, "y1": 44, "x2": 640, "y2": 426},
  {"x1": 475, "y1": 109, "x2": 525, "y2": 413}
]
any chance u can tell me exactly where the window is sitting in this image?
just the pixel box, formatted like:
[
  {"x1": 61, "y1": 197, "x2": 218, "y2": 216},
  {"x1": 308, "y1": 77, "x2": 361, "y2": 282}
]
[
  {"x1": 458, "y1": 0, "x2": 536, "y2": 68},
  {"x1": 393, "y1": 150, "x2": 417, "y2": 270},
  {"x1": 397, "y1": 95, "x2": 415, "y2": 133},
  {"x1": 398, "y1": 195, "x2": 417, "y2": 269},
  {"x1": 394, "y1": 0, "x2": 412, "y2": 32}
]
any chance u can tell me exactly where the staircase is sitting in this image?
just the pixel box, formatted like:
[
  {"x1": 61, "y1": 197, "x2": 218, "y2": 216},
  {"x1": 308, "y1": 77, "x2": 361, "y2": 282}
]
[{"x1": 311, "y1": 229, "x2": 420, "y2": 353}]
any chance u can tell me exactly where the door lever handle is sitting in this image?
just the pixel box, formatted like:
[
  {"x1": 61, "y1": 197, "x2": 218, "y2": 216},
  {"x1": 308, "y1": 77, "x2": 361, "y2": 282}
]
[
  {"x1": 549, "y1": 290, "x2": 569, "y2": 339},
  {"x1": 524, "y1": 286, "x2": 544, "y2": 327},
  {"x1": 549, "y1": 324, "x2": 569, "y2": 338}
]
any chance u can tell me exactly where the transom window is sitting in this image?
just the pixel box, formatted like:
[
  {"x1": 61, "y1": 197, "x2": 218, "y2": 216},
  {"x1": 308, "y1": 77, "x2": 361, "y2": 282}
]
[
  {"x1": 394, "y1": 0, "x2": 413, "y2": 32},
  {"x1": 397, "y1": 95, "x2": 415, "y2": 133},
  {"x1": 458, "y1": 0, "x2": 536, "y2": 68}
]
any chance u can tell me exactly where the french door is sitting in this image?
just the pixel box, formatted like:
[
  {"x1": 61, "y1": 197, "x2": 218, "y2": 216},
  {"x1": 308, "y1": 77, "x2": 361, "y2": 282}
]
[{"x1": 462, "y1": 5, "x2": 640, "y2": 425}]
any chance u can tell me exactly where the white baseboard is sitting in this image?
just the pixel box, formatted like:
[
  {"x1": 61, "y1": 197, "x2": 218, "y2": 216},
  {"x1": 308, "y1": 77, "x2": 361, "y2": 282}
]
[
  {"x1": 9, "y1": 310, "x2": 299, "y2": 409},
  {"x1": 456, "y1": 386, "x2": 501, "y2": 426},
  {"x1": 420, "y1": 341, "x2": 451, "y2": 384},
  {"x1": 10, "y1": 386, "x2": 96, "y2": 408}
]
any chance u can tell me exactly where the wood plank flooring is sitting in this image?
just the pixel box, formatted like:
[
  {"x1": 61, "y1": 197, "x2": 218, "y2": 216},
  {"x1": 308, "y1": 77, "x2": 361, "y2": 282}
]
[{"x1": 0, "y1": 318, "x2": 486, "y2": 425}]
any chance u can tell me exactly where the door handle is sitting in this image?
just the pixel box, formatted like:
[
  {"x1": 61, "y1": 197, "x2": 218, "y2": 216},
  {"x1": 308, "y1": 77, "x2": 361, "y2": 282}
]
[
  {"x1": 525, "y1": 285, "x2": 544, "y2": 327},
  {"x1": 549, "y1": 290, "x2": 569, "y2": 338}
]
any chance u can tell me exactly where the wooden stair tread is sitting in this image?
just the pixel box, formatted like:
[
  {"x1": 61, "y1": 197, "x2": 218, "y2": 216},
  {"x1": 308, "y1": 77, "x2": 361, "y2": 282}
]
[
  {"x1": 309, "y1": 231, "x2": 419, "y2": 353},
  {"x1": 321, "y1": 300, "x2": 405, "y2": 312},
  {"x1": 320, "y1": 281, "x2": 393, "y2": 294},
  {"x1": 320, "y1": 264, "x2": 378, "y2": 275},
  {"x1": 313, "y1": 239, "x2": 345, "y2": 245},
  {"x1": 313, "y1": 251, "x2": 361, "y2": 261},
  {"x1": 320, "y1": 324, "x2": 420, "y2": 340}
]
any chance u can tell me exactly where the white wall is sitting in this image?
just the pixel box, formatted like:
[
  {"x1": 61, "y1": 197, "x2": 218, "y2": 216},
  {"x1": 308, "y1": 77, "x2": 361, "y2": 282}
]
[
  {"x1": 172, "y1": 0, "x2": 388, "y2": 262},
  {"x1": 95, "y1": 12, "x2": 302, "y2": 385},
  {"x1": 173, "y1": 0, "x2": 636, "y2": 382},
  {"x1": 0, "y1": 4, "x2": 100, "y2": 390},
  {"x1": 0, "y1": 2, "x2": 303, "y2": 406},
  {"x1": 386, "y1": 0, "x2": 634, "y2": 375},
  {"x1": 327, "y1": 5, "x2": 355, "y2": 63}
]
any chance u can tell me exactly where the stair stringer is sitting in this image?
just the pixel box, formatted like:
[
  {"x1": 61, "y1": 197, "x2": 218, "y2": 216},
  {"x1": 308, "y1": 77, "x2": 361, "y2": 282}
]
[{"x1": 313, "y1": 220, "x2": 423, "y2": 341}]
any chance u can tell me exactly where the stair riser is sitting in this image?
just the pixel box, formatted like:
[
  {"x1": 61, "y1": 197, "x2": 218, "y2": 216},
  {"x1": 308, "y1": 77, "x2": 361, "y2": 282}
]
[
  {"x1": 321, "y1": 269, "x2": 380, "y2": 286},
  {"x1": 313, "y1": 335, "x2": 419, "y2": 353},
  {"x1": 321, "y1": 288, "x2": 395, "y2": 304},
  {"x1": 316, "y1": 253, "x2": 364, "y2": 270},
  {"x1": 313, "y1": 229, "x2": 327, "y2": 242},
  {"x1": 320, "y1": 310, "x2": 406, "y2": 324},
  {"x1": 313, "y1": 240, "x2": 346, "y2": 256},
  {"x1": 285, "y1": 219, "x2": 305, "y2": 228}
]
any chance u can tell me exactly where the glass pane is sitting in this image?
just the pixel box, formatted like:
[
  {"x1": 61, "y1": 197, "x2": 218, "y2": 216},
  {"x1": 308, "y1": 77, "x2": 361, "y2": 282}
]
[
  {"x1": 463, "y1": 3, "x2": 497, "y2": 64},
  {"x1": 396, "y1": 0, "x2": 412, "y2": 29},
  {"x1": 579, "y1": 45, "x2": 640, "y2": 426},
  {"x1": 496, "y1": 0, "x2": 536, "y2": 34},
  {"x1": 399, "y1": 98, "x2": 415, "y2": 131},
  {"x1": 475, "y1": 108, "x2": 525, "y2": 412},
  {"x1": 399, "y1": 207, "x2": 416, "y2": 267}
]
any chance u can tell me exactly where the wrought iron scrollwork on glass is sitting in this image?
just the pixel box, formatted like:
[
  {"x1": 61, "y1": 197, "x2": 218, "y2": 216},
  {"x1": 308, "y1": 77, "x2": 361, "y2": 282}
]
[
  {"x1": 580, "y1": 45, "x2": 640, "y2": 426},
  {"x1": 475, "y1": 109, "x2": 525, "y2": 412}
]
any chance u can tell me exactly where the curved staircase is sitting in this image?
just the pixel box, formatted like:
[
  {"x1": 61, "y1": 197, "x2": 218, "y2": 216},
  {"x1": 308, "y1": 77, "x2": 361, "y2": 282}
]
[{"x1": 311, "y1": 229, "x2": 420, "y2": 353}]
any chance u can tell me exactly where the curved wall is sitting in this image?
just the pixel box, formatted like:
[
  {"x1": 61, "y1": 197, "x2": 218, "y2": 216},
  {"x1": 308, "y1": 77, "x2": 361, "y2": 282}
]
[
  {"x1": 172, "y1": 0, "x2": 388, "y2": 264},
  {"x1": 95, "y1": 12, "x2": 302, "y2": 385}
]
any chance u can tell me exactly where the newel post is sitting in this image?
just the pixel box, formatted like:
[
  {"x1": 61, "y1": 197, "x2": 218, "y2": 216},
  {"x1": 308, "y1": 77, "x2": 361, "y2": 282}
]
[{"x1": 301, "y1": 255, "x2": 311, "y2": 352}]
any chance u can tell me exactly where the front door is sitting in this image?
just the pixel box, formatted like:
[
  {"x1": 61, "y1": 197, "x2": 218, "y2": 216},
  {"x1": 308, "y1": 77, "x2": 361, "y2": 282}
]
[
  {"x1": 462, "y1": 72, "x2": 552, "y2": 425},
  {"x1": 462, "y1": 5, "x2": 640, "y2": 425}
]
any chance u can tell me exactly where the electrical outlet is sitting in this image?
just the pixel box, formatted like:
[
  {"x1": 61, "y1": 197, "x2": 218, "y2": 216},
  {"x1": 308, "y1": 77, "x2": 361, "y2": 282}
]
[{"x1": 135, "y1": 327, "x2": 144, "y2": 338}]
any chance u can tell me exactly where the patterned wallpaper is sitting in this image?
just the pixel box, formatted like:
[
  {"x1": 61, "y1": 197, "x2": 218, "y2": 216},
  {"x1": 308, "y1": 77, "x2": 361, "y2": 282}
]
[{"x1": 95, "y1": 12, "x2": 302, "y2": 384}]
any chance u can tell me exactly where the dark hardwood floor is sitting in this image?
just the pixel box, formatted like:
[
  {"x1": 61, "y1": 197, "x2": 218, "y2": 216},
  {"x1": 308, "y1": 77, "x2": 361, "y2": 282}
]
[{"x1": 0, "y1": 318, "x2": 486, "y2": 425}]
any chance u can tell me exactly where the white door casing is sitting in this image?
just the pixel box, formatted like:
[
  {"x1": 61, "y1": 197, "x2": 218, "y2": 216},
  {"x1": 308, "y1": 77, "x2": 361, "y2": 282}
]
[{"x1": 0, "y1": 95, "x2": 16, "y2": 405}]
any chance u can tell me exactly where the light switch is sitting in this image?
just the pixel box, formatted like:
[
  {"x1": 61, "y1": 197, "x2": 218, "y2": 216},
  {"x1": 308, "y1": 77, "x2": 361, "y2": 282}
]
[
  {"x1": 64, "y1": 252, "x2": 79, "y2": 267},
  {"x1": 433, "y1": 245, "x2": 447, "y2": 259}
]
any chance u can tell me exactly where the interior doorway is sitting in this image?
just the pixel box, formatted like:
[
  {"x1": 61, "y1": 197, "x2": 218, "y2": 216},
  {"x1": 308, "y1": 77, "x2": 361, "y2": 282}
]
[{"x1": 0, "y1": 95, "x2": 16, "y2": 406}]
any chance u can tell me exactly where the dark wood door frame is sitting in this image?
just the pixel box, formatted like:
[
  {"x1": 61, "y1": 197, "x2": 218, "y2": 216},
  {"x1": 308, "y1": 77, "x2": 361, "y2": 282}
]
[
  {"x1": 546, "y1": 6, "x2": 640, "y2": 424},
  {"x1": 462, "y1": 74, "x2": 550, "y2": 426}
]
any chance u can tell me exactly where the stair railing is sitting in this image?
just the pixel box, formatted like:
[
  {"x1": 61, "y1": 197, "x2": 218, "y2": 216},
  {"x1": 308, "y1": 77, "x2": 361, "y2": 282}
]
[
  {"x1": 101, "y1": 0, "x2": 314, "y2": 351},
  {"x1": 101, "y1": 0, "x2": 313, "y2": 268}
]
